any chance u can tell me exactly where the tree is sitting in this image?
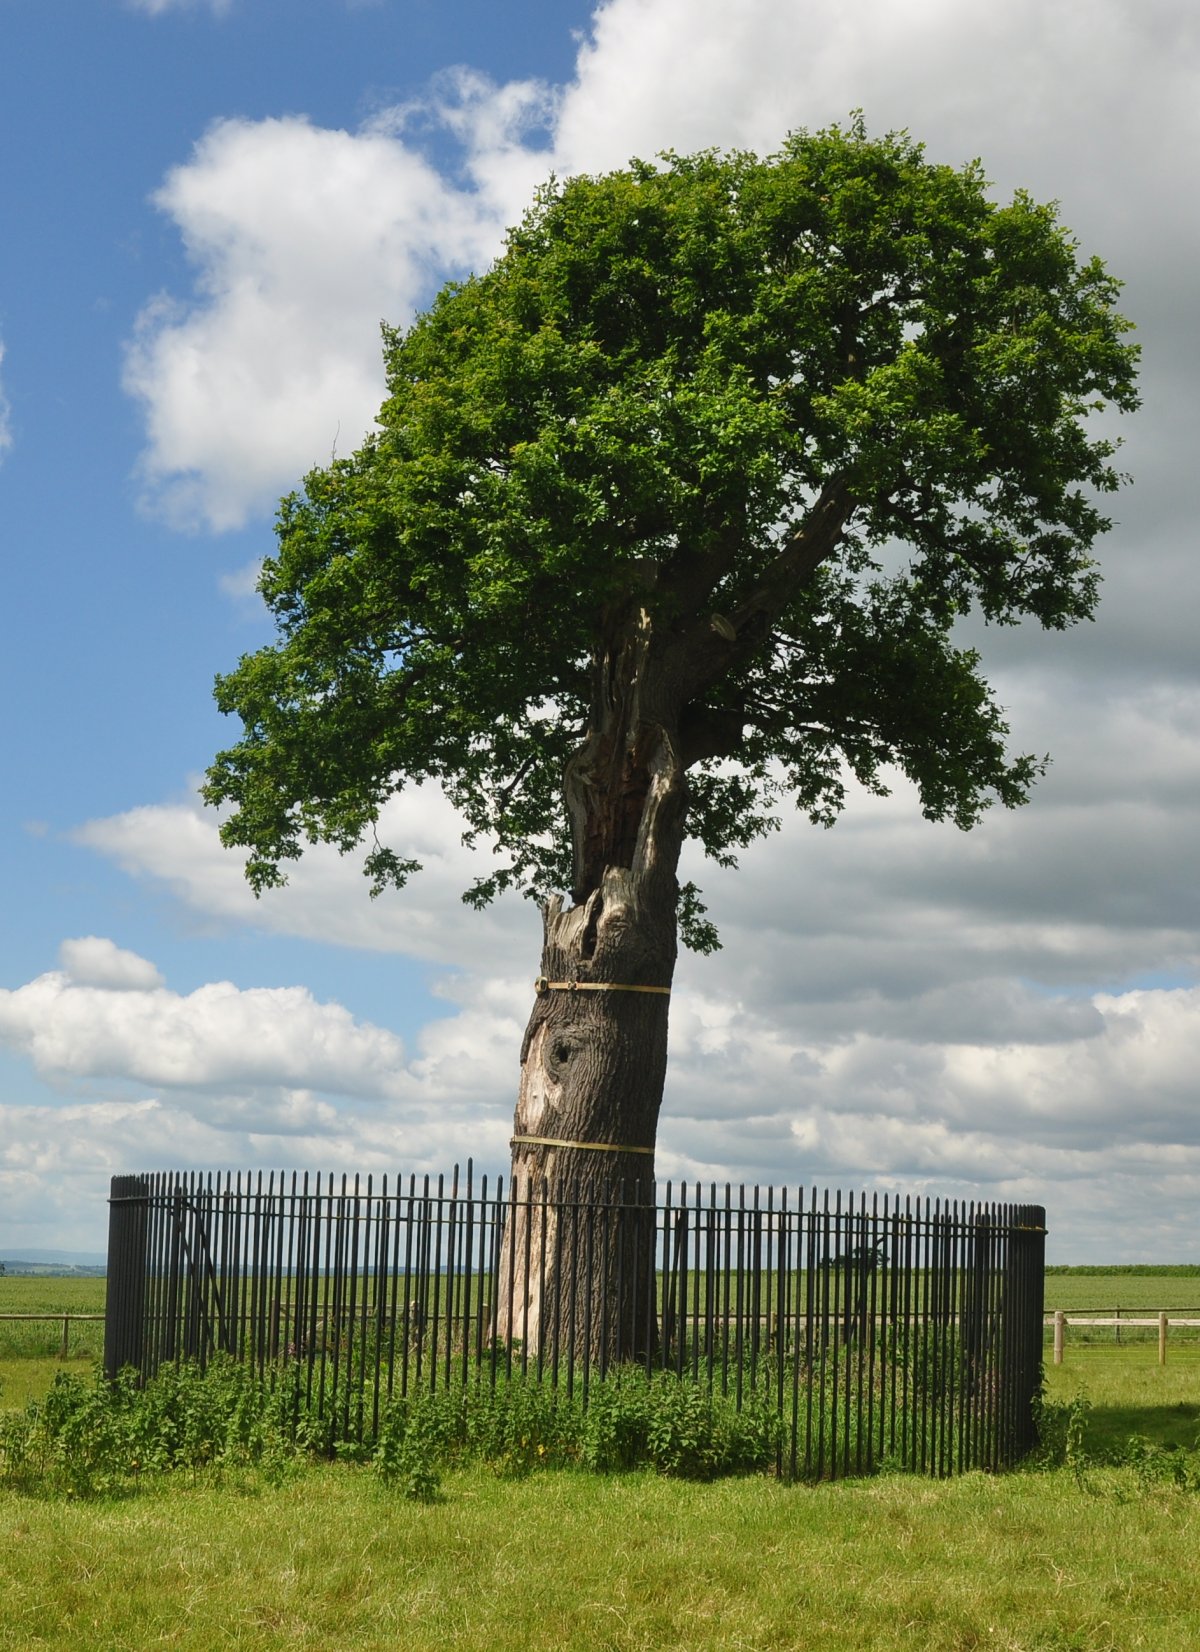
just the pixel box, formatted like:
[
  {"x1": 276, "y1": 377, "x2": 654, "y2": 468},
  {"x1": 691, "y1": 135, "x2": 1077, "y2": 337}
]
[{"x1": 204, "y1": 120, "x2": 1137, "y2": 1354}]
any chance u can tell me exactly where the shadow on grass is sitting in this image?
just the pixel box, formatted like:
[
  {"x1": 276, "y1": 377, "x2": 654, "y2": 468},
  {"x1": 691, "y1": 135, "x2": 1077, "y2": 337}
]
[{"x1": 1084, "y1": 1401, "x2": 1200, "y2": 1455}]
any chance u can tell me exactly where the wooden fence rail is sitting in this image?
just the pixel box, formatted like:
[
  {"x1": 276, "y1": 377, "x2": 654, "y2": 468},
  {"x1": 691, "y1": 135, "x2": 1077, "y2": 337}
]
[
  {"x1": 1046, "y1": 1310, "x2": 1200, "y2": 1365},
  {"x1": 0, "y1": 1312, "x2": 106, "y2": 1359}
]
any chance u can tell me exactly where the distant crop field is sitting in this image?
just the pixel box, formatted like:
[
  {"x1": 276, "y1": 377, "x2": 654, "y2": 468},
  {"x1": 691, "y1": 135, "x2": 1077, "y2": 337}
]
[
  {"x1": 1043, "y1": 1272, "x2": 1200, "y2": 1343},
  {"x1": 7, "y1": 1268, "x2": 1198, "y2": 1323},
  {"x1": 0, "y1": 1276, "x2": 106, "y2": 1315},
  {"x1": 1045, "y1": 1270, "x2": 1200, "y2": 1314},
  {"x1": 0, "y1": 1275, "x2": 106, "y2": 1365}
]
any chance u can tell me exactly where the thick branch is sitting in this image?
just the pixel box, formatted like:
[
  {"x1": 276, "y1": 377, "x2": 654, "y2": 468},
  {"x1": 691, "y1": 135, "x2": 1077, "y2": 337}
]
[
  {"x1": 730, "y1": 478, "x2": 857, "y2": 632},
  {"x1": 671, "y1": 477, "x2": 856, "y2": 709}
]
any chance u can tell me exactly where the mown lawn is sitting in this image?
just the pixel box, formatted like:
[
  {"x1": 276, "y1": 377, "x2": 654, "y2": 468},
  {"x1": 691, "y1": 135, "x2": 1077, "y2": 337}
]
[
  {"x1": 3, "y1": 1458, "x2": 1200, "y2": 1651},
  {"x1": 1043, "y1": 1343, "x2": 1200, "y2": 1456}
]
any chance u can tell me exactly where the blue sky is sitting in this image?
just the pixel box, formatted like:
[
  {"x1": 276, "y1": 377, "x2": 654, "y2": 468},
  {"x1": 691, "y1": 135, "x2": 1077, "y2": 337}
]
[{"x1": 2, "y1": 0, "x2": 1198, "y2": 1262}]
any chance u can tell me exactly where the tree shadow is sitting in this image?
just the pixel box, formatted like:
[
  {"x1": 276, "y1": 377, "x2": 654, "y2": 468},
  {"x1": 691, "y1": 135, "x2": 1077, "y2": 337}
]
[{"x1": 1084, "y1": 1400, "x2": 1200, "y2": 1454}]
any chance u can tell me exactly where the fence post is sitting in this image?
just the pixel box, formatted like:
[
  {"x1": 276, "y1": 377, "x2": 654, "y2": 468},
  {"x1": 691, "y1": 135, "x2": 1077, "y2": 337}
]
[
  {"x1": 1005, "y1": 1205, "x2": 1046, "y2": 1459},
  {"x1": 104, "y1": 1174, "x2": 149, "y2": 1380},
  {"x1": 1159, "y1": 1312, "x2": 1168, "y2": 1366},
  {"x1": 1053, "y1": 1309, "x2": 1065, "y2": 1366}
]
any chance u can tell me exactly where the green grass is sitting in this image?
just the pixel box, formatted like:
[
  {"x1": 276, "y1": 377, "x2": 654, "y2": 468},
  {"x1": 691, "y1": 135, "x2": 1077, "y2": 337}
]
[
  {"x1": 7, "y1": 1345, "x2": 1189, "y2": 1451},
  {"x1": 1043, "y1": 1275, "x2": 1200, "y2": 1358},
  {"x1": 0, "y1": 1277, "x2": 107, "y2": 1314},
  {"x1": 0, "y1": 1276, "x2": 106, "y2": 1364},
  {"x1": 9, "y1": 1269, "x2": 1198, "y2": 1369},
  {"x1": 0, "y1": 1358, "x2": 76, "y2": 1411},
  {"x1": 8, "y1": 1270, "x2": 1197, "y2": 1320},
  {"x1": 2, "y1": 1460, "x2": 1200, "y2": 1650},
  {"x1": 1, "y1": 1273, "x2": 1199, "y2": 1649},
  {"x1": 1044, "y1": 1273, "x2": 1200, "y2": 1315},
  {"x1": 1043, "y1": 1345, "x2": 1200, "y2": 1456},
  {"x1": 1046, "y1": 1264, "x2": 1200, "y2": 1277}
]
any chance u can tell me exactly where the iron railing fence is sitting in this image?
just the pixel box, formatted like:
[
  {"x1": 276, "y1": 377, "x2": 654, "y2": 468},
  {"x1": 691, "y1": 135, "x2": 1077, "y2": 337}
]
[{"x1": 105, "y1": 1168, "x2": 1045, "y2": 1479}]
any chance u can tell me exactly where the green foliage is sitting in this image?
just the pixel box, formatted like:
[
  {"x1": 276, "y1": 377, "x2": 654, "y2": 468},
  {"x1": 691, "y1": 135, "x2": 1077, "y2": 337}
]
[
  {"x1": 0, "y1": 1360, "x2": 310, "y2": 1499},
  {"x1": 9, "y1": 1351, "x2": 1200, "y2": 1521},
  {"x1": 1034, "y1": 1382, "x2": 1200, "y2": 1497},
  {"x1": 373, "y1": 1396, "x2": 444, "y2": 1501},
  {"x1": 637, "y1": 1371, "x2": 781, "y2": 1476},
  {"x1": 1, "y1": 1360, "x2": 785, "y2": 1500},
  {"x1": 1033, "y1": 1389, "x2": 1093, "y2": 1476},
  {"x1": 204, "y1": 118, "x2": 1137, "y2": 943},
  {"x1": 371, "y1": 1367, "x2": 782, "y2": 1491}
]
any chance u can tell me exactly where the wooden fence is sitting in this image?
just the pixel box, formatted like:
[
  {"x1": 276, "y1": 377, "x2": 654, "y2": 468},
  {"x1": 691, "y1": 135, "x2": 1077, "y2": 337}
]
[
  {"x1": 1048, "y1": 1311, "x2": 1200, "y2": 1365},
  {"x1": 105, "y1": 1168, "x2": 1047, "y2": 1479},
  {"x1": 0, "y1": 1313, "x2": 105, "y2": 1359}
]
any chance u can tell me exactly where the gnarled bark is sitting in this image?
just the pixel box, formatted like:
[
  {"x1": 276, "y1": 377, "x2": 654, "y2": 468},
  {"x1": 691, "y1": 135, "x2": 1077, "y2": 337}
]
[
  {"x1": 497, "y1": 607, "x2": 688, "y2": 1360},
  {"x1": 496, "y1": 489, "x2": 860, "y2": 1358},
  {"x1": 496, "y1": 880, "x2": 673, "y2": 1361}
]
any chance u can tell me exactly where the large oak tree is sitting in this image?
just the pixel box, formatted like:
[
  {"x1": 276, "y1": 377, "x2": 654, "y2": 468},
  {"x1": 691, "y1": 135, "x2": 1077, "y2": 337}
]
[{"x1": 205, "y1": 121, "x2": 1137, "y2": 1352}]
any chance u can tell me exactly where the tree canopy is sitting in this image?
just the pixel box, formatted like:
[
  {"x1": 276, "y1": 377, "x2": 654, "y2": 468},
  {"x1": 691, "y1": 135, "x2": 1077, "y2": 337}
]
[{"x1": 205, "y1": 119, "x2": 1138, "y2": 950}]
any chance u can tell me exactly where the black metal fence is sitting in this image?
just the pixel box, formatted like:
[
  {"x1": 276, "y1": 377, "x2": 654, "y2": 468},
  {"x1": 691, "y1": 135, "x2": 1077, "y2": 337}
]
[{"x1": 105, "y1": 1168, "x2": 1046, "y2": 1479}]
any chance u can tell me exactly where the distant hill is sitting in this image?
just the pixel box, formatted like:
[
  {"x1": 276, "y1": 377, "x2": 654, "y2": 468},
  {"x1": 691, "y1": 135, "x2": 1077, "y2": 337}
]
[{"x1": 0, "y1": 1249, "x2": 107, "y2": 1276}]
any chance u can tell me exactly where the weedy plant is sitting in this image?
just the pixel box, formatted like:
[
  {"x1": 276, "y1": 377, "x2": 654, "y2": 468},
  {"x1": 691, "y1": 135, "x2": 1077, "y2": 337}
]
[
  {"x1": 0, "y1": 1359, "x2": 309, "y2": 1498},
  {"x1": 0, "y1": 1358, "x2": 785, "y2": 1503},
  {"x1": 1033, "y1": 1385, "x2": 1200, "y2": 1494},
  {"x1": 371, "y1": 1366, "x2": 783, "y2": 1500},
  {"x1": 7, "y1": 1352, "x2": 1196, "y2": 1507}
]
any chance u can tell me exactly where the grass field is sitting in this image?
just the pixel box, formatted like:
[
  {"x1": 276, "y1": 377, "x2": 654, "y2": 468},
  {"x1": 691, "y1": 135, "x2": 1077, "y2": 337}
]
[
  {"x1": 2, "y1": 1445, "x2": 1200, "y2": 1649},
  {"x1": 1045, "y1": 1273, "x2": 1200, "y2": 1369},
  {"x1": 1044, "y1": 1273, "x2": 1200, "y2": 1316},
  {"x1": 0, "y1": 1275, "x2": 106, "y2": 1365},
  {"x1": 2, "y1": 1274, "x2": 1200, "y2": 1649},
  {"x1": 0, "y1": 1277, "x2": 108, "y2": 1314},
  {"x1": 5, "y1": 1270, "x2": 1199, "y2": 1327},
  {"x1": 2, "y1": 1275, "x2": 1197, "y2": 1443},
  {"x1": 1042, "y1": 1273, "x2": 1200, "y2": 1366},
  {"x1": 1044, "y1": 1345, "x2": 1200, "y2": 1455}
]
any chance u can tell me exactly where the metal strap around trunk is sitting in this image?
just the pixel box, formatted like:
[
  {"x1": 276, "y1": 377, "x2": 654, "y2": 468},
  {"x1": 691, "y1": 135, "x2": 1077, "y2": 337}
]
[
  {"x1": 510, "y1": 1133, "x2": 655, "y2": 1155},
  {"x1": 534, "y1": 976, "x2": 670, "y2": 997}
]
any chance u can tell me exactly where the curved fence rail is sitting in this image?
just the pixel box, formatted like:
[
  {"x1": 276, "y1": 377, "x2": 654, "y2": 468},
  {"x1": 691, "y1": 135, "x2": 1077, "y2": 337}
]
[{"x1": 105, "y1": 1168, "x2": 1045, "y2": 1479}]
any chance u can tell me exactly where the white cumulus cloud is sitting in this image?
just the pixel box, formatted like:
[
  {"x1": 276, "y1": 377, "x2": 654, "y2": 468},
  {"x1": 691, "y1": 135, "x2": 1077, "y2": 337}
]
[
  {"x1": 655, "y1": 980, "x2": 1200, "y2": 1260},
  {"x1": 0, "y1": 956, "x2": 524, "y2": 1252},
  {"x1": 123, "y1": 0, "x2": 1199, "y2": 530},
  {"x1": 0, "y1": 950, "x2": 406, "y2": 1097},
  {"x1": 72, "y1": 782, "x2": 536, "y2": 968},
  {"x1": 124, "y1": 99, "x2": 541, "y2": 529},
  {"x1": 58, "y1": 936, "x2": 165, "y2": 992}
]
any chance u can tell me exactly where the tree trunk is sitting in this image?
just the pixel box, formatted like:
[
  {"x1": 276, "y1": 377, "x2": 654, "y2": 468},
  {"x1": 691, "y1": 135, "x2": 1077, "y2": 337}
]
[{"x1": 497, "y1": 609, "x2": 688, "y2": 1362}]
